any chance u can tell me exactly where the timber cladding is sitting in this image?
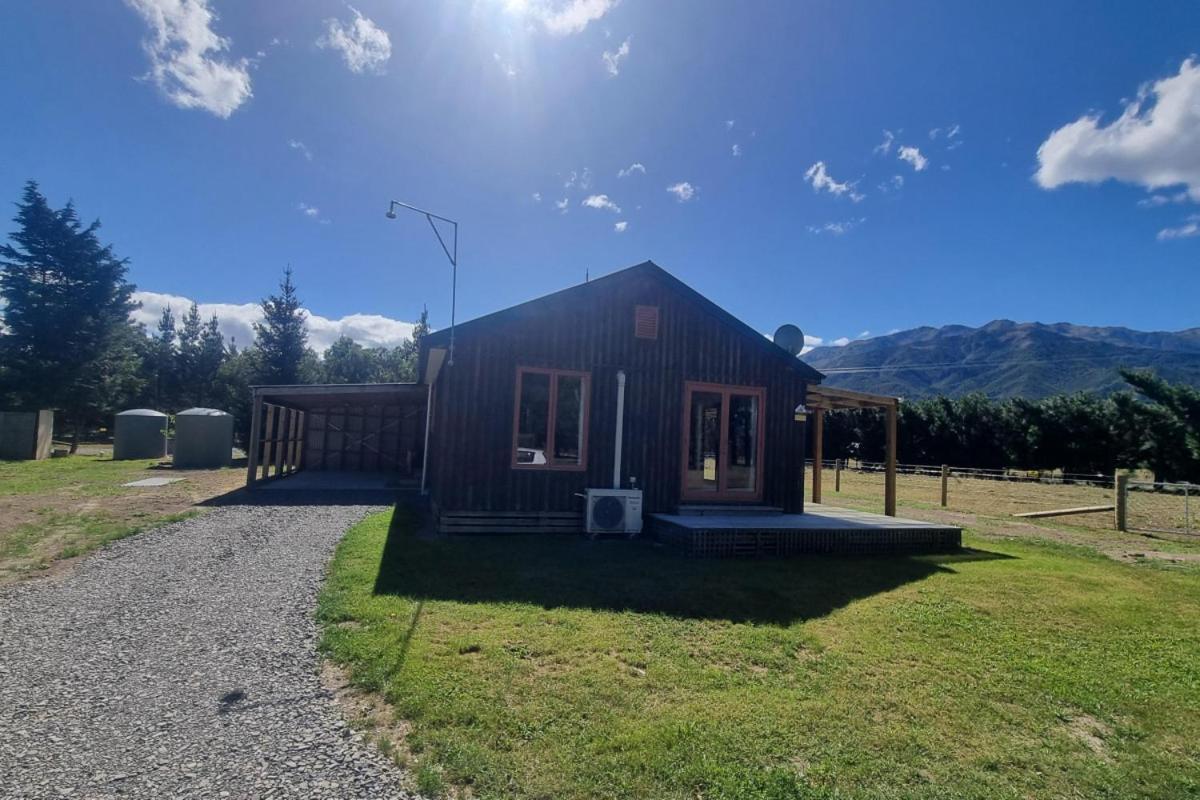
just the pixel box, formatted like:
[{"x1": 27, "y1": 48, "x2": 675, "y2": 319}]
[
  {"x1": 422, "y1": 262, "x2": 815, "y2": 518},
  {"x1": 305, "y1": 404, "x2": 422, "y2": 475}
]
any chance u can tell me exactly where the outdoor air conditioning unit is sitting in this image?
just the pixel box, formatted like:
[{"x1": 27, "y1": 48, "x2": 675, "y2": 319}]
[{"x1": 585, "y1": 488, "x2": 643, "y2": 536}]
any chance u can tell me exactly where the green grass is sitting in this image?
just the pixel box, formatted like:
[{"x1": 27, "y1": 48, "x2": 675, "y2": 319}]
[
  {"x1": 319, "y1": 508, "x2": 1200, "y2": 800},
  {"x1": 0, "y1": 454, "x2": 163, "y2": 497},
  {"x1": 0, "y1": 454, "x2": 236, "y2": 582}
]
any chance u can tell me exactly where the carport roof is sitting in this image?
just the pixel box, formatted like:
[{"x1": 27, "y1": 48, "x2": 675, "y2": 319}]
[{"x1": 252, "y1": 383, "x2": 424, "y2": 411}]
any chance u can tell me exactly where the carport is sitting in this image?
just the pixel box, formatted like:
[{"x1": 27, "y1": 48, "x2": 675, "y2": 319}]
[{"x1": 245, "y1": 383, "x2": 427, "y2": 489}]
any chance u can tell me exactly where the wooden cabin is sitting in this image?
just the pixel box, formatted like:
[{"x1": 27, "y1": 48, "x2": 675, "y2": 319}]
[{"x1": 417, "y1": 260, "x2": 824, "y2": 532}]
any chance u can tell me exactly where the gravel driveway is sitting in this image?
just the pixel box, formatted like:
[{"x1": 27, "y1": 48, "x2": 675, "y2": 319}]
[{"x1": 0, "y1": 502, "x2": 411, "y2": 799}]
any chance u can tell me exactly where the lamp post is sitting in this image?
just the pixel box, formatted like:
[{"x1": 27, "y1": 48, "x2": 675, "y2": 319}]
[{"x1": 384, "y1": 199, "x2": 458, "y2": 366}]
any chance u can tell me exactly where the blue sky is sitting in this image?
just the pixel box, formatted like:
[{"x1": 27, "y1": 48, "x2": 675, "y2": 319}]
[{"x1": 2, "y1": 1, "x2": 1198, "y2": 352}]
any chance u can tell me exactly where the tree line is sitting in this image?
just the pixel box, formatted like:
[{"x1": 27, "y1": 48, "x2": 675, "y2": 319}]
[
  {"x1": 818, "y1": 372, "x2": 1200, "y2": 483},
  {"x1": 3, "y1": 181, "x2": 1198, "y2": 479},
  {"x1": 0, "y1": 181, "x2": 427, "y2": 449}
]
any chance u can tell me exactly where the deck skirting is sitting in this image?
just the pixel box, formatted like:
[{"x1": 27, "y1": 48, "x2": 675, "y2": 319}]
[{"x1": 650, "y1": 514, "x2": 962, "y2": 558}]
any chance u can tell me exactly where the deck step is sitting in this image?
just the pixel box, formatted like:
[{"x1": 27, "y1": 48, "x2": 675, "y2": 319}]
[{"x1": 675, "y1": 504, "x2": 784, "y2": 517}]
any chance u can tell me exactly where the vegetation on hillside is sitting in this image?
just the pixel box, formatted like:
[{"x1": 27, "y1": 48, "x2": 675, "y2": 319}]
[{"x1": 804, "y1": 319, "x2": 1200, "y2": 399}]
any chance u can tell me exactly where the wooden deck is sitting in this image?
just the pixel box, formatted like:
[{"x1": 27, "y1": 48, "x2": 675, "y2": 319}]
[{"x1": 650, "y1": 504, "x2": 961, "y2": 557}]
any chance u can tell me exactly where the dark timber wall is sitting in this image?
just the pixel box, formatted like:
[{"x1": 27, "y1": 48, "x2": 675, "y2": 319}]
[{"x1": 422, "y1": 264, "x2": 812, "y2": 518}]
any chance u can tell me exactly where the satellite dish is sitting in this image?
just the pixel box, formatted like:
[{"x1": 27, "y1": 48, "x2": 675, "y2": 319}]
[{"x1": 773, "y1": 324, "x2": 805, "y2": 356}]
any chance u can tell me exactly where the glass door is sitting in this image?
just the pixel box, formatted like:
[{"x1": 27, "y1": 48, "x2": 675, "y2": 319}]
[{"x1": 681, "y1": 383, "x2": 765, "y2": 501}]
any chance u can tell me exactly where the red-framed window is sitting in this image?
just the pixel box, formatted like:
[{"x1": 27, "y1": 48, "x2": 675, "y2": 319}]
[{"x1": 512, "y1": 367, "x2": 590, "y2": 471}]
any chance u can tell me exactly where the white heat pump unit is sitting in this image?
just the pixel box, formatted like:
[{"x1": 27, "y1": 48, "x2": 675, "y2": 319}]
[{"x1": 585, "y1": 488, "x2": 643, "y2": 536}]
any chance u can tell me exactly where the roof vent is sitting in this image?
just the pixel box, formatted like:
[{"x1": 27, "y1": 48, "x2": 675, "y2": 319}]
[{"x1": 634, "y1": 305, "x2": 659, "y2": 340}]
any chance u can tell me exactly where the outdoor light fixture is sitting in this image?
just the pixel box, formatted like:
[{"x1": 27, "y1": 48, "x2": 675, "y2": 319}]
[
  {"x1": 383, "y1": 198, "x2": 458, "y2": 366},
  {"x1": 794, "y1": 403, "x2": 809, "y2": 423}
]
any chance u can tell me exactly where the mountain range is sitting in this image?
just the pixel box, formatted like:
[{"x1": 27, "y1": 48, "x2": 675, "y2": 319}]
[{"x1": 802, "y1": 320, "x2": 1200, "y2": 399}]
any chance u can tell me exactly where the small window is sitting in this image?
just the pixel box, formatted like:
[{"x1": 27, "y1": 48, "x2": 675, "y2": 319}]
[
  {"x1": 513, "y1": 368, "x2": 589, "y2": 470},
  {"x1": 635, "y1": 305, "x2": 659, "y2": 339}
]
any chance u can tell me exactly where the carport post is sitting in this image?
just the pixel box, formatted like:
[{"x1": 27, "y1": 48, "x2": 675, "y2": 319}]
[{"x1": 246, "y1": 391, "x2": 263, "y2": 487}]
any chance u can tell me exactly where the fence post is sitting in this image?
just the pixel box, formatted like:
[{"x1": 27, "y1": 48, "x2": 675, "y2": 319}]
[
  {"x1": 835, "y1": 459, "x2": 842, "y2": 493},
  {"x1": 1114, "y1": 471, "x2": 1128, "y2": 532},
  {"x1": 940, "y1": 465, "x2": 949, "y2": 507}
]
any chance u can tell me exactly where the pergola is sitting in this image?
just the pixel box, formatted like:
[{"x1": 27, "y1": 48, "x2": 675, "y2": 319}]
[{"x1": 806, "y1": 384, "x2": 899, "y2": 516}]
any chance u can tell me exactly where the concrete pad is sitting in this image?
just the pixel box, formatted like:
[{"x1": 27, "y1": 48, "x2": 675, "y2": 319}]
[
  {"x1": 123, "y1": 477, "x2": 185, "y2": 488},
  {"x1": 257, "y1": 471, "x2": 398, "y2": 492}
]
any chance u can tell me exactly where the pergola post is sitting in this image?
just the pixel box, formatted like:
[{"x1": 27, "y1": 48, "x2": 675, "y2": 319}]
[
  {"x1": 806, "y1": 385, "x2": 902, "y2": 517},
  {"x1": 245, "y1": 391, "x2": 263, "y2": 487},
  {"x1": 812, "y1": 408, "x2": 824, "y2": 504},
  {"x1": 885, "y1": 402, "x2": 898, "y2": 517}
]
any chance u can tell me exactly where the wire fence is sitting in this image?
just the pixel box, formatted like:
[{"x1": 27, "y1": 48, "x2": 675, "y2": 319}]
[
  {"x1": 806, "y1": 459, "x2": 1200, "y2": 538},
  {"x1": 1126, "y1": 481, "x2": 1197, "y2": 537}
]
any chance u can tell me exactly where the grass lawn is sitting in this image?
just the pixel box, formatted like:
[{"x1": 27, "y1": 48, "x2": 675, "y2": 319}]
[
  {"x1": 0, "y1": 454, "x2": 243, "y2": 584},
  {"x1": 320, "y1": 508, "x2": 1200, "y2": 800}
]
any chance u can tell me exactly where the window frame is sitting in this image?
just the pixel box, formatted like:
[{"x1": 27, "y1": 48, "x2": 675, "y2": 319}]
[
  {"x1": 511, "y1": 366, "x2": 591, "y2": 472},
  {"x1": 679, "y1": 381, "x2": 767, "y2": 501}
]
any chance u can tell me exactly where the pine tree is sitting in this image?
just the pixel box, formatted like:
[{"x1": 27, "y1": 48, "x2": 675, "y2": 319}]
[
  {"x1": 197, "y1": 314, "x2": 227, "y2": 405},
  {"x1": 253, "y1": 267, "x2": 310, "y2": 385},
  {"x1": 0, "y1": 181, "x2": 142, "y2": 449},
  {"x1": 176, "y1": 302, "x2": 203, "y2": 406},
  {"x1": 1120, "y1": 369, "x2": 1200, "y2": 482},
  {"x1": 153, "y1": 305, "x2": 177, "y2": 408}
]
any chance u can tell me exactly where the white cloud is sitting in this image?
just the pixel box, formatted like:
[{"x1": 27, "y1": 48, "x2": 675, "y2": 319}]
[
  {"x1": 929, "y1": 124, "x2": 960, "y2": 139},
  {"x1": 582, "y1": 194, "x2": 621, "y2": 213},
  {"x1": 532, "y1": 192, "x2": 542, "y2": 202},
  {"x1": 563, "y1": 168, "x2": 593, "y2": 190},
  {"x1": 731, "y1": 143, "x2": 742, "y2": 157},
  {"x1": 617, "y1": 162, "x2": 645, "y2": 178},
  {"x1": 803, "y1": 162, "x2": 864, "y2": 201},
  {"x1": 897, "y1": 145, "x2": 928, "y2": 172},
  {"x1": 602, "y1": 36, "x2": 630, "y2": 77},
  {"x1": 318, "y1": 6, "x2": 391, "y2": 74},
  {"x1": 493, "y1": 52, "x2": 518, "y2": 78},
  {"x1": 555, "y1": 197, "x2": 569, "y2": 213},
  {"x1": 288, "y1": 139, "x2": 313, "y2": 161},
  {"x1": 666, "y1": 181, "x2": 697, "y2": 202},
  {"x1": 614, "y1": 220, "x2": 628, "y2": 233},
  {"x1": 524, "y1": 0, "x2": 619, "y2": 36},
  {"x1": 830, "y1": 336, "x2": 851, "y2": 347},
  {"x1": 132, "y1": 291, "x2": 419, "y2": 353},
  {"x1": 1157, "y1": 214, "x2": 1200, "y2": 241},
  {"x1": 1138, "y1": 191, "x2": 1189, "y2": 207},
  {"x1": 1036, "y1": 58, "x2": 1200, "y2": 201},
  {"x1": 124, "y1": 0, "x2": 252, "y2": 118},
  {"x1": 725, "y1": 119, "x2": 735, "y2": 130},
  {"x1": 297, "y1": 202, "x2": 330, "y2": 224},
  {"x1": 857, "y1": 330, "x2": 871, "y2": 339},
  {"x1": 873, "y1": 129, "x2": 895, "y2": 155},
  {"x1": 807, "y1": 217, "x2": 865, "y2": 236},
  {"x1": 877, "y1": 174, "x2": 904, "y2": 192}
]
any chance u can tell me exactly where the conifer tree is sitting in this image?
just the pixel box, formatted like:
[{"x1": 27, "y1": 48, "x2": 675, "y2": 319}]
[
  {"x1": 253, "y1": 267, "x2": 310, "y2": 385},
  {"x1": 0, "y1": 181, "x2": 142, "y2": 448}
]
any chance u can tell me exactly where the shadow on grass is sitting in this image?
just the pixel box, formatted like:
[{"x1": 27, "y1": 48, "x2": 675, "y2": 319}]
[{"x1": 372, "y1": 508, "x2": 1014, "y2": 625}]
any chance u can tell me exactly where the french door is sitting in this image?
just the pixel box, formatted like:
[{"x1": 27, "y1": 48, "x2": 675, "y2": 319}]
[{"x1": 680, "y1": 382, "x2": 766, "y2": 502}]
